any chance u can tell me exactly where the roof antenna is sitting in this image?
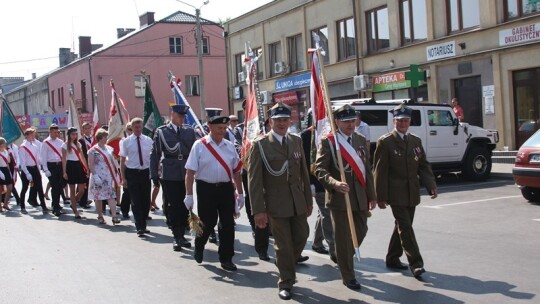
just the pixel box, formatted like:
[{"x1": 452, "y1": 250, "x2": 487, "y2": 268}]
[{"x1": 133, "y1": 0, "x2": 140, "y2": 19}]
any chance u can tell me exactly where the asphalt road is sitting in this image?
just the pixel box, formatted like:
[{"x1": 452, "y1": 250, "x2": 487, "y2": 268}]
[{"x1": 0, "y1": 172, "x2": 537, "y2": 304}]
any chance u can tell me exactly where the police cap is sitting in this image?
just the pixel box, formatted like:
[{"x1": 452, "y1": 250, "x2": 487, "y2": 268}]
[
  {"x1": 208, "y1": 115, "x2": 230, "y2": 125},
  {"x1": 171, "y1": 104, "x2": 190, "y2": 115},
  {"x1": 205, "y1": 108, "x2": 222, "y2": 117},
  {"x1": 269, "y1": 102, "x2": 291, "y2": 118},
  {"x1": 333, "y1": 104, "x2": 356, "y2": 121},
  {"x1": 390, "y1": 104, "x2": 412, "y2": 119}
]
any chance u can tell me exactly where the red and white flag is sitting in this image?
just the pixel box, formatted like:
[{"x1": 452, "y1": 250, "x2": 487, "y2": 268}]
[
  {"x1": 66, "y1": 97, "x2": 81, "y2": 140},
  {"x1": 241, "y1": 58, "x2": 261, "y2": 160},
  {"x1": 107, "y1": 81, "x2": 130, "y2": 157},
  {"x1": 91, "y1": 100, "x2": 100, "y2": 145},
  {"x1": 309, "y1": 47, "x2": 331, "y2": 149}
]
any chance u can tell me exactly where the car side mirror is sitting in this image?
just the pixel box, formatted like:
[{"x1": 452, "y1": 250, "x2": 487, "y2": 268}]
[
  {"x1": 453, "y1": 118, "x2": 459, "y2": 135},
  {"x1": 453, "y1": 118, "x2": 459, "y2": 126}
]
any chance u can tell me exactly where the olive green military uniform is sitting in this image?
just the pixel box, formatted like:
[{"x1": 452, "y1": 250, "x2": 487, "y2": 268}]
[
  {"x1": 373, "y1": 130, "x2": 436, "y2": 269},
  {"x1": 248, "y1": 132, "x2": 312, "y2": 290},
  {"x1": 314, "y1": 132, "x2": 376, "y2": 283}
]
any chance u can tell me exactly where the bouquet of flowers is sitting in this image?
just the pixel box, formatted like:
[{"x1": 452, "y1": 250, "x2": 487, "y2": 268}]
[{"x1": 188, "y1": 210, "x2": 204, "y2": 237}]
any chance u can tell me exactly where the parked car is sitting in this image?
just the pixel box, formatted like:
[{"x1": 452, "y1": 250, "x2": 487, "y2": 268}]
[{"x1": 513, "y1": 129, "x2": 540, "y2": 202}]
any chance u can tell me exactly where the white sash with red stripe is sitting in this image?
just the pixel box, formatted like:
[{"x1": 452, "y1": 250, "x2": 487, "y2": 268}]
[
  {"x1": 201, "y1": 137, "x2": 242, "y2": 182},
  {"x1": 21, "y1": 145, "x2": 38, "y2": 166},
  {"x1": 327, "y1": 133, "x2": 366, "y2": 188},
  {"x1": 45, "y1": 140, "x2": 62, "y2": 160}
]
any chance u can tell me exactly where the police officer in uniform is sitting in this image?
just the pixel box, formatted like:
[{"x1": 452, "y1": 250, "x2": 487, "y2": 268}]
[
  {"x1": 184, "y1": 115, "x2": 244, "y2": 271},
  {"x1": 314, "y1": 105, "x2": 377, "y2": 290},
  {"x1": 150, "y1": 104, "x2": 195, "y2": 251},
  {"x1": 373, "y1": 104, "x2": 438, "y2": 278},
  {"x1": 248, "y1": 102, "x2": 312, "y2": 301}
]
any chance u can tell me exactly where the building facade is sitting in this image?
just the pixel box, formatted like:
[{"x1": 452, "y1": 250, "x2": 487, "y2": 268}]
[{"x1": 224, "y1": 0, "x2": 540, "y2": 149}]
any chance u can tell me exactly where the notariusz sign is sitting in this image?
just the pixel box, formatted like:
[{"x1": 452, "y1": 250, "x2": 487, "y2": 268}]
[{"x1": 426, "y1": 41, "x2": 456, "y2": 61}]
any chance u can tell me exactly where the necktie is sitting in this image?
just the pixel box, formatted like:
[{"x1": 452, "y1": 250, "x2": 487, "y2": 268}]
[
  {"x1": 176, "y1": 126, "x2": 180, "y2": 137},
  {"x1": 403, "y1": 134, "x2": 407, "y2": 142},
  {"x1": 347, "y1": 137, "x2": 352, "y2": 145},
  {"x1": 281, "y1": 136, "x2": 286, "y2": 147},
  {"x1": 137, "y1": 136, "x2": 144, "y2": 166}
]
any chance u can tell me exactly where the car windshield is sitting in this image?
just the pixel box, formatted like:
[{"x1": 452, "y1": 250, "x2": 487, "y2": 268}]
[{"x1": 522, "y1": 129, "x2": 540, "y2": 148}]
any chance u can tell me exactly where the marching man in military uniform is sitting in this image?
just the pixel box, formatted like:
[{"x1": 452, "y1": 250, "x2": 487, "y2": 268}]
[
  {"x1": 184, "y1": 115, "x2": 244, "y2": 271},
  {"x1": 373, "y1": 104, "x2": 438, "y2": 278},
  {"x1": 314, "y1": 104, "x2": 377, "y2": 290},
  {"x1": 150, "y1": 104, "x2": 196, "y2": 251},
  {"x1": 248, "y1": 102, "x2": 312, "y2": 301}
]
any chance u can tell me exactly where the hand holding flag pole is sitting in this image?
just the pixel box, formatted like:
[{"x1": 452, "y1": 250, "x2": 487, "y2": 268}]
[{"x1": 312, "y1": 32, "x2": 362, "y2": 262}]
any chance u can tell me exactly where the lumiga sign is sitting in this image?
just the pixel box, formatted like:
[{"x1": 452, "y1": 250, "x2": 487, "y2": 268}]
[{"x1": 426, "y1": 41, "x2": 456, "y2": 62}]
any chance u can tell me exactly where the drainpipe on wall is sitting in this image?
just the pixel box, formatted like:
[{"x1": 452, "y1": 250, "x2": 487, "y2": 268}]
[
  {"x1": 352, "y1": 0, "x2": 363, "y2": 98},
  {"x1": 23, "y1": 87, "x2": 28, "y2": 115},
  {"x1": 223, "y1": 29, "x2": 232, "y2": 115},
  {"x1": 88, "y1": 57, "x2": 96, "y2": 117}
]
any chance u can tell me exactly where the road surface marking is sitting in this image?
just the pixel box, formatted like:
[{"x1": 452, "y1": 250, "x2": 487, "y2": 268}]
[
  {"x1": 436, "y1": 180, "x2": 511, "y2": 190},
  {"x1": 423, "y1": 195, "x2": 522, "y2": 209}
]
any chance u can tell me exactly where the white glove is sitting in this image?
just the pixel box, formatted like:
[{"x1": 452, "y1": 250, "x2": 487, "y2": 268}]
[
  {"x1": 236, "y1": 193, "x2": 245, "y2": 210},
  {"x1": 0, "y1": 171, "x2": 5, "y2": 180},
  {"x1": 184, "y1": 195, "x2": 194, "y2": 210},
  {"x1": 93, "y1": 175, "x2": 103, "y2": 186},
  {"x1": 26, "y1": 173, "x2": 33, "y2": 181},
  {"x1": 234, "y1": 200, "x2": 241, "y2": 219},
  {"x1": 310, "y1": 184, "x2": 316, "y2": 196},
  {"x1": 44, "y1": 170, "x2": 51, "y2": 177}
]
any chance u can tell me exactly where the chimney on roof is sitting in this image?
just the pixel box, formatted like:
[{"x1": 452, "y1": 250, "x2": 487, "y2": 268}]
[
  {"x1": 32, "y1": 73, "x2": 36, "y2": 79},
  {"x1": 139, "y1": 12, "x2": 155, "y2": 28},
  {"x1": 117, "y1": 28, "x2": 136, "y2": 39},
  {"x1": 79, "y1": 36, "x2": 92, "y2": 58},
  {"x1": 59, "y1": 48, "x2": 77, "y2": 67}
]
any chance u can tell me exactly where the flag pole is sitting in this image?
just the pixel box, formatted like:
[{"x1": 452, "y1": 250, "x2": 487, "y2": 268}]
[
  {"x1": 110, "y1": 80, "x2": 126, "y2": 138},
  {"x1": 314, "y1": 40, "x2": 362, "y2": 262}
]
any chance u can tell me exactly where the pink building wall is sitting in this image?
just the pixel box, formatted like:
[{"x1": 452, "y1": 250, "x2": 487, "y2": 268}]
[{"x1": 48, "y1": 14, "x2": 227, "y2": 126}]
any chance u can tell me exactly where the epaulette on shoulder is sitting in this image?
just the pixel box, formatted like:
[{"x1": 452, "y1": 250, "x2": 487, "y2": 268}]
[
  {"x1": 379, "y1": 133, "x2": 393, "y2": 141},
  {"x1": 157, "y1": 125, "x2": 167, "y2": 130},
  {"x1": 289, "y1": 133, "x2": 301, "y2": 139}
]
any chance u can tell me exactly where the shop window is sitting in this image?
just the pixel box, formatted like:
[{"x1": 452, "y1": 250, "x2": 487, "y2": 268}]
[
  {"x1": 169, "y1": 36, "x2": 183, "y2": 54},
  {"x1": 400, "y1": 0, "x2": 428, "y2": 45},
  {"x1": 447, "y1": 0, "x2": 480, "y2": 33},
  {"x1": 337, "y1": 17, "x2": 356, "y2": 60},
  {"x1": 185, "y1": 75, "x2": 199, "y2": 96},
  {"x1": 269, "y1": 41, "x2": 282, "y2": 77},
  {"x1": 367, "y1": 6, "x2": 390, "y2": 53},
  {"x1": 287, "y1": 34, "x2": 305, "y2": 72},
  {"x1": 310, "y1": 26, "x2": 330, "y2": 64},
  {"x1": 505, "y1": 0, "x2": 540, "y2": 20}
]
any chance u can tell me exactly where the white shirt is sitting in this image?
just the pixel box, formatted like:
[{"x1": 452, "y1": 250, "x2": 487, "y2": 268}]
[
  {"x1": 19, "y1": 140, "x2": 40, "y2": 176},
  {"x1": 271, "y1": 130, "x2": 287, "y2": 144},
  {"x1": 62, "y1": 143, "x2": 83, "y2": 161},
  {"x1": 41, "y1": 137, "x2": 64, "y2": 171},
  {"x1": 7, "y1": 144, "x2": 18, "y2": 167},
  {"x1": 185, "y1": 135, "x2": 240, "y2": 183},
  {"x1": 119, "y1": 134, "x2": 153, "y2": 169},
  {"x1": 0, "y1": 150, "x2": 10, "y2": 167},
  {"x1": 81, "y1": 135, "x2": 93, "y2": 150},
  {"x1": 355, "y1": 121, "x2": 371, "y2": 142}
]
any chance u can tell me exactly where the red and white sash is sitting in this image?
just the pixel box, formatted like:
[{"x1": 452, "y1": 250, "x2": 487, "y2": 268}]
[
  {"x1": 21, "y1": 145, "x2": 38, "y2": 166},
  {"x1": 45, "y1": 140, "x2": 62, "y2": 160},
  {"x1": 0, "y1": 152, "x2": 12, "y2": 180},
  {"x1": 71, "y1": 144, "x2": 88, "y2": 174},
  {"x1": 92, "y1": 146, "x2": 120, "y2": 189},
  {"x1": 201, "y1": 137, "x2": 242, "y2": 182},
  {"x1": 327, "y1": 133, "x2": 366, "y2": 188}
]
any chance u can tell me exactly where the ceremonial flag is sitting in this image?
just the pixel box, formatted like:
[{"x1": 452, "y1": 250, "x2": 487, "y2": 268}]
[
  {"x1": 142, "y1": 78, "x2": 164, "y2": 137},
  {"x1": 107, "y1": 80, "x2": 130, "y2": 157},
  {"x1": 66, "y1": 96, "x2": 81, "y2": 139},
  {"x1": 241, "y1": 57, "x2": 261, "y2": 160},
  {"x1": 309, "y1": 45, "x2": 330, "y2": 151},
  {"x1": 168, "y1": 71, "x2": 205, "y2": 132},
  {"x1": 91, "y1": 100, "x2": 100, "y2": 145},
  {"x1": 0, "y1": 97, "x2": 24, "y2": 145}
]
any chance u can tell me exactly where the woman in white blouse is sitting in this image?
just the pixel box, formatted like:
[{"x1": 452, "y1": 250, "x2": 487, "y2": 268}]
[
  {"x1": 62, "y1": 128, "x2": 88, "y2": 219},
  {"x1": 87, "y1": 129, "x2": 120, "y2": 225},
  {"x1": 0, "y1": 137, "x2": 14, "y2": 212}
]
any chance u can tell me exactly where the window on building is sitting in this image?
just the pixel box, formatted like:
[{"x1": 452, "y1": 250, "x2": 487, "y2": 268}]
[
  {"x1": 185, "y1": 75, "x2": 199, "y2": 96},
  {"x1": 235, "y1": 53, "x2": 246, "y2": 85},
  {"x1": 310, "y1": 26, "x2": 330, "y2": 64},
  {"x1": 504, "y1": 0, "x2": 540, "y2": 20},
  {"x1": 367, "y1": 6, "x2": 390, "y2": 53},
  {"x1": 169, "y1": 36, "x2": 183, "y2": 54},
  {"x1": 202, "y1": 36, "x2": 210, "y2": 55},
  {"x1": 287, "y1": 34, "x2": 305, "y2": 72},
  {"x1": 337, "y1": 18, "x2": 356, "y2": 60},
  {"x1": 447, "y1": 0, "x2": 480, "y2": 33},
  {"x1": 269, "y1": 41, "x2": 282, "y2": 77},
  {"x1": 134, "y1": 75, "x2": 148, "y2": 97},
  {"x1": 252, "y1": 47, "x2": 264, "y2": 79},
  {"x1": 400, "y1": 0, "x2": 428, "y2": 45},
  {"x1": 50, "y1": 90, "x2": 55, "y2": 111}
]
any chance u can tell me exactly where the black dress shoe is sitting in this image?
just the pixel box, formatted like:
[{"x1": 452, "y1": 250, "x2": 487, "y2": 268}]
[
  {"x1": 209, "y1": 232, "x2": 218, "y2": 244},
  {"x1": 386, "y1": 261, "x2": 409, "y2": 270},
  {"x1": 221, "y1": 261, "x2": 237, "y2": 271},
  {"x1": 278, "y1": 288, "x2": 292, "y2": 300},
  {"x1": 173, "y1": 238, "x2": 182, "y2": 251},
  {"x1": 330, "y1": 254, "x2": 338, "y2": 264},
  {"x1": 143, "y1": 229, "x2": 151, "y2": 234},
  {"x1": 296, "y1": 256, "x2": 309, "y2": 264},
  {"x1": 343, "y1": 279, "x2": 361, "y2": 290},
  {"x1": 411, "y1": 267, "x2": 426, "y2": 278},
  {"x1": 194, "y1": 248, "x2": 203, "y2": 263},
  {"x1": 178, "y1": 237, "x2": 191, "y2": 248},
  {"x1": 42, "y1": 207, "x2": 49, "y2": 214},
  {"x1": 146, "y1": 216, "x2": 152, "y2": 220},
  {"x1": 258, "y1": 252, "x2": 270, "y2": 261},
  {"x1": 312, "y1": 246, "x2": 329, "y2": 254},
  {"x1": 20, "y1": 209, "x2": 28, "y2": 215},
  {"x1": 137, "y1": 230, "x2": 145, "y2": 236},
  {"x1": 122, "y1": 214, "x2": 130, "y2": 219}
]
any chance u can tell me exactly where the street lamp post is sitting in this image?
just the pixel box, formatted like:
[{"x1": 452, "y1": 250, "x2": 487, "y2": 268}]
[{"x1": 177, "y1": 0, "x2": 209, "y2": 122}]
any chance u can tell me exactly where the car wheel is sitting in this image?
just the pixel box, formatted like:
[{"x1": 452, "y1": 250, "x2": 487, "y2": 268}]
[
  {"x1": 521, "y1": 187, "x2": 540, "y2": 202},
  {"x1": 462, "y1": 147, "x2": 492, "y2": 181}
]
